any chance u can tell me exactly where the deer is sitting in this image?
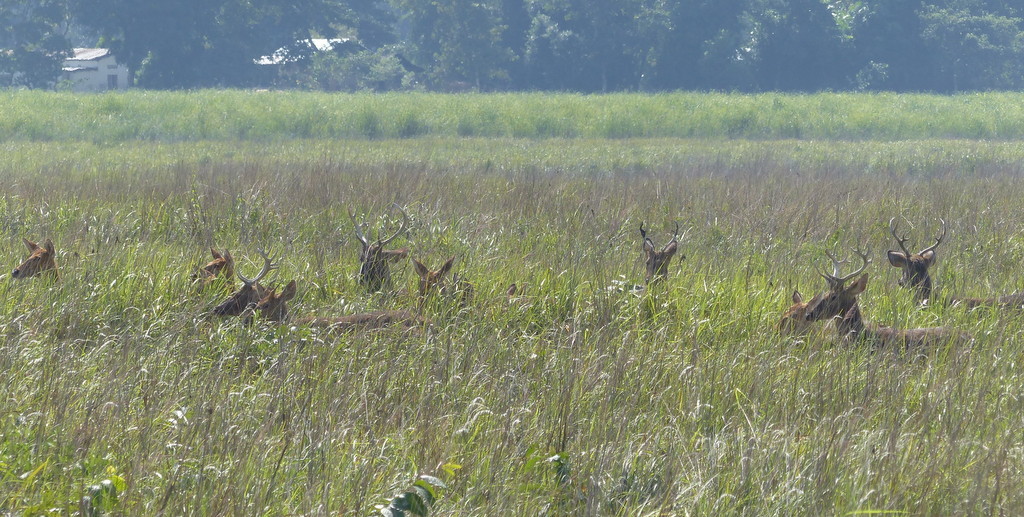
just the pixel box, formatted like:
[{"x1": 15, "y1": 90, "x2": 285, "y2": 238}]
[
  {"x1": 803, "y1": 249, "x2": 969, "y2": 350},
  {"x1": 213, "y1": 248, "x2": 277, "y2": 317},
  {"x1": 641, "y1": 221, "x2": 681, "y2": 285},
  {"x1": 411, "y1": 255, "x2": 474, "y2": 305},
  {"x1": 13, "y1": 238, "x2": 58, "y2": 280},
  {"x1": 888, "y1": 218, "x2": 1024, "y2": 309},
  {"x1": 349, "y1": 204, "x2": 411, "y2": 292},
  {"x1": 779, "y1": 290, "x2": 813, "y2": 336},
  {"x1": 245, "y1": 279, "x2": 427, "y2": 332},
  {"x1": 193, "y1": 248, "x2": 235, "y2": 290}
]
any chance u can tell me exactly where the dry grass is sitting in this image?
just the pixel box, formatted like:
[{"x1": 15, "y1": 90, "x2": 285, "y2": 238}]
[{"x1": 0, "y1": 133, "x2": 1023, "y2": 514}]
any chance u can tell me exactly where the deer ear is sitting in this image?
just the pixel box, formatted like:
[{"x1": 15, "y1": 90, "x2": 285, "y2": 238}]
[
  {"x1": 224, "y1": 250, "x2": 234, "y2": 264},
  {"x1": 920, "y1": 249, "x2": 936, "y2": 266},
  {"x1": 280, "y1": 280, "x2": 297, "y2": 301},
  {"x1": 437, "y1": 255, "x2": 456, "y2": 278},
  {"x1": 886, "y1": 251, "x2": 908, "y2": 268},
  {"x1": 643, "y1": 239, "x2": 654, "y2": 254},
  {"x1": 792, "y1": 290, "x2": 802, "y2": 304},
  {"x1": 23, "y1": 238, "x2": 39, "y2": 252},
  {"x1": 385, "y1": 248, "x2": 410, "y2": 262},
  {"x1": 412, "y1": 258, "x2": 429, "y2": 278},
  {"x1": 848, "y1": 273, "x2": 868, "y2": 295},
  {"x1": 211, "y1": 248, "x2": 222, "y2": 259},
  {"x1": 43, "y1": 239, "x2": 55, "y2": 254},
  {"x1": 661, "y1": 240, "x2": 678, "y2": 256}
]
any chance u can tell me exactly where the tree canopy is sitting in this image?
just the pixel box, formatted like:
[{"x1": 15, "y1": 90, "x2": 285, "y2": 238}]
[{"x1": 1, "y1": 0, "x2": 1022, "y2": 92}]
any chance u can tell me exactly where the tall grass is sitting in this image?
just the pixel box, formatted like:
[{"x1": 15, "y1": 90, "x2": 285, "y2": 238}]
[
  {"x1": 5, "y1": 91, "x2": 1024, "y2": 142},
  {"x1": 1, "y1": 136, "x2": 1024, "y2": 514}
]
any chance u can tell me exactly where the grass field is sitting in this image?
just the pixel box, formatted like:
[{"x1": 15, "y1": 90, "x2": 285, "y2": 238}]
[{"x1": 2, "y1": 92, "x2": 1024, "y2": 515}]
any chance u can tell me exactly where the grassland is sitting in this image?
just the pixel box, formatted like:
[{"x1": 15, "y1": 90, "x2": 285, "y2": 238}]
[{"x1": 2, "y1": 92, "x2": 1024, "y2": 515}]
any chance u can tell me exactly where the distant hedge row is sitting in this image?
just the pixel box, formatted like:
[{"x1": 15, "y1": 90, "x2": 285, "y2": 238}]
[{"x1": 5, "y1": 90, "x2": 1024, "y2": 142}]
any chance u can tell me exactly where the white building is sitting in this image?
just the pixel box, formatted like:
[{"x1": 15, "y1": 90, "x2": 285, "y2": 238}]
[{"x1": 61, "y1": 48, "x2": 129, "y2": 92}]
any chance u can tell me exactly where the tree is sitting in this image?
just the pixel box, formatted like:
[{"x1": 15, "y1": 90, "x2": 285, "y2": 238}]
[
  {"x1": 72, "y1": 0, "x2": 394, "y2": 89},
  {"x1": 391, "y1": 0, "x2": 514, "y2": 90},
  {"x1": 0, "y1": 0, "x2": 71, "y2": 89},
  {"x1": 747, "y1": 0, "x2": 854, "y2": 91},
  {"x1": 920, "y1": 5, "x2": 1024, "y2": 91}
]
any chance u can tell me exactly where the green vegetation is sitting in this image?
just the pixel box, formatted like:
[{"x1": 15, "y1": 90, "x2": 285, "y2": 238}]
[
  {"x1": 7, "y1": 91, "x2": 1024, "y2": 142},
  {"x1": 2, "y1": 93, "x2": 1024, "y2": 514}
]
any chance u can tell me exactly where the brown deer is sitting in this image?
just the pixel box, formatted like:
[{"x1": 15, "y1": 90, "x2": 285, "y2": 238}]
[
  {"x1": 350, "y1": 204, "x2": 411, "y2": 292},
  {"x1": 641, "y1": 221, "x2": 681, "y2": 284},
  {"x1": 411, "y1": 255, "x2": 475, "y2": 305},
  {"x1": 804, "y1": 250, "x2": 968, "y2": 350},
  {"x1": 247, "y1": 279, "x2": 427, "y2": 332},
  {"x1": 13, "y1": 238, "x2": 58, "y2": 280},
  {"x1": 193, "y1": 248, "x2": 235, "y2": 290},
  {"x1": 779, "y1": 290, "x2": 813, "y2": 335},
  {"x1": 779, "y1": 250, "x2": 864, "y2": 335},
  {"x1": 888, "y1": 218, "x2": 1024, "y2": 308},
  {"x1": 213, "y1": 248, "x2": 277, "y2": 316}
]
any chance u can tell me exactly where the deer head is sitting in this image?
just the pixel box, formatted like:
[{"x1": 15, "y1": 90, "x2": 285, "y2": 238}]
[
  {"x1": 349, "y1": 204, "x2": 411, "y2": 292},
  {"x1": 640, "y1": 221, "x2": 681, "y2": 284},
  {"x1": 194, "y1": 247, "x2": 235, "y2": 289},
  {"x1": 803, "y1": 249, "x2": 870, "y2": 323},
  {"x1": 249, "y1": 279, "x2": 297, "y2": 323},
  {"x1": 412, "y1": 255, "x2": 455, "y2": 297},
  {"x1": 213, "y1": 248, "x2": 277, "y2": 317},
  {"x1": 887, "y1": 218, "x2": 945, "y2": 300},
  {"x1": 779, "y1": 290, "x2": 812, "y2": 335},
  {"x1": 13, "y1": 238, "x2": 58, "y2": 280},
  {"x1": 412, "y1": 255, "x2": 474, "y2": 305}
]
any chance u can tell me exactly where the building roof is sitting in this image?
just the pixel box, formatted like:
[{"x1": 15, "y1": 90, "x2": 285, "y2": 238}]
[
  {"x1": 62, "y1": 66, "x2": 98, "y2": 73},
  {"x1": 69, "y1": 48, "x2": 111, "y2": 61},
  {"x1": 255, "y1": 38, "x2": 350, "y2": 65}
]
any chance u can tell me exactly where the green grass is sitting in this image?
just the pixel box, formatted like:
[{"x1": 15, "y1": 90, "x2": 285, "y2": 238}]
[
  {"x1": 3, "y1": 95, "x2": 1024, "y2": 514},
  {"x1": 6, "y1": 90, "x2": 1024, "y2": 142}
]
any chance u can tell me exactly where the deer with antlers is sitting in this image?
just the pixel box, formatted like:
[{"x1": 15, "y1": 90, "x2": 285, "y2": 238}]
[
  {"x1": 888, "y1": 218, "x2": 1024, "y2": 309},
  {"x1": 641, "y1": 221, "x2": 681, "y2": 284},
  {"x1": 411, "y1": 255, "x2": 474, "y2": 306},
  {"x1": 193, "y1": 248, "x2": 235, "y2": 290},
  {"x1": 350, "y1": 204, "x2": 411, "y2": 292},
  {"x1": 13, "y1": 238, "x2": 58, "y2": 280},
  {"x1": 245, "y1": 279, "x2": 427, "y2": 332},
  {"x1": 803, "y1": 249, "x2": 968, "y2": 350},
  {"x1": 213, "y1": 248, "x2": 277, "y2": 316}
]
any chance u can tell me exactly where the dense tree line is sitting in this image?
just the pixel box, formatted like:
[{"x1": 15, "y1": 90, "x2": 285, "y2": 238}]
[{"x1": 1, "y1": 0, "x2": 1022, "y2": 92}]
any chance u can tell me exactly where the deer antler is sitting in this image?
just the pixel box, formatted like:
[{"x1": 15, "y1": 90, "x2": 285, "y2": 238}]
[
  {"x1": 237, "y1": 248, "x2": 277, "y2": 287},
  {"x1": 378, "y1": 203, "x2": 410, "y2": 247},
  {"x1": 348, "y1": 208, "x2": 369, "y2": 247},
  {"x1": 918, "y1": 218, "x2": 946, "y2": 256},
  {"x1": 665, "y1": 221, "x2": 681, "y2": 249},
  {"x1": 820, "y1": 248, "x2": 869, "y2": 286},
  {"x1": 889, "y1": 218, "x2": 912, "y2": 257}
]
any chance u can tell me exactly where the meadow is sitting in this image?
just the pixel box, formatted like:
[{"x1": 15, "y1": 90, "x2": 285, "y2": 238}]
[{"x1": 2, "y1": 92, "x2": 1024, "y2": 515}]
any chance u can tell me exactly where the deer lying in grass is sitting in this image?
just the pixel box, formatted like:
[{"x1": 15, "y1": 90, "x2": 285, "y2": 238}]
[
  {"x1": 804, "y1": 249, "x2": 969, "y2": 350},
  {"x1": 610, "y1": 222, "x2": 682, "y2": 293},
  {"x1": 888, "y1": 218, "x2": 1024, "y2": 309},
  {"x1": 193, "y1": 248, "x2": 234, "y2": 290},
  {"x1": 412, "y1": 255, "x2": 474, "y2": 305},
  {"x1": 779, "y1": 290, "x2": 813, "y2": 335},
  {"x1": 213, "y1": 248, "x2": 276, "y2": 316},
  {"x1": 641, "y1": 221, "x2": 681, "y2": 285},
  {"x1": 350, "y1": 204, "x2": 411, "y2": 292},
  {"x1": 247, "y1": 279, "x2": 427, "y2": 332},
  {"x1": 13, "y1": 238, "x2": 58, "y2": 280}
]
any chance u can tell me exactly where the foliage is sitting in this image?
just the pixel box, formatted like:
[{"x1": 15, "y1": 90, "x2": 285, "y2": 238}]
[
  {"x1": 0, "y1": 0, "x2": 71, "y2": 89},
  {"x1": 290, "y1": 46, "x2": 420, "y2": 92},
  {"x1": 7, "y1": 90, "x2": 1024, "y2": 142},
  {"x1": 70, "y1": 0, "x2": 394, "y2": 89}
]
